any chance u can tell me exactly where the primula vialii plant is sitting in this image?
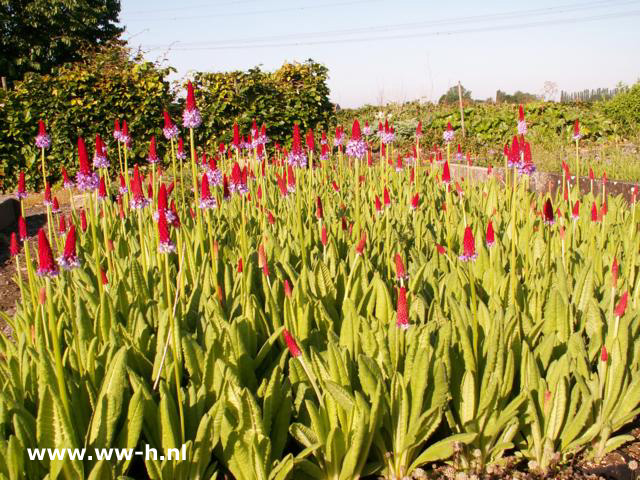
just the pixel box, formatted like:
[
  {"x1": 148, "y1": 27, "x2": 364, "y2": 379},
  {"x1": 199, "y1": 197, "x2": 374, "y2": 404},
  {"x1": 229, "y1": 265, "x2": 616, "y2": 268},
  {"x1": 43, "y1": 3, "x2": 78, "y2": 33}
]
[{"x1": 3, "y1": 91, "x2": 640, "y2": 480}]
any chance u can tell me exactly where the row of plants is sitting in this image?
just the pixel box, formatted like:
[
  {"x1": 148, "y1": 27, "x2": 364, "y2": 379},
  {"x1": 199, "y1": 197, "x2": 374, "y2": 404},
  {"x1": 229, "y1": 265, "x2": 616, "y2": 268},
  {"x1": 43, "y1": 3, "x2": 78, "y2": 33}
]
[
  {"x1": 0, "y1": 45, "x2": 334, "y2": 191},
  {"x1": 1, "y1": 90, "x2": 639, "y2": 478}
]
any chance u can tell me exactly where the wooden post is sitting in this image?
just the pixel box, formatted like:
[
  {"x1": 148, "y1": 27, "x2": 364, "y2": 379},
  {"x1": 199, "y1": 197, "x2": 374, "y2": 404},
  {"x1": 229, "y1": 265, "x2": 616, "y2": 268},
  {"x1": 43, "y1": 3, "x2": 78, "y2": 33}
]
[{"x1": 458, "y1": 81, "x2": 466, "y2": 138}]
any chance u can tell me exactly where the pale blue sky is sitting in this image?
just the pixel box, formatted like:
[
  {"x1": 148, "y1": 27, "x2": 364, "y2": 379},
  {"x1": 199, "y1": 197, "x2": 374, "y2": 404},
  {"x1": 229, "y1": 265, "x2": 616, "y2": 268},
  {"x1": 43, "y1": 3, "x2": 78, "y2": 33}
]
[{"x1": 120, "y1": 0, "x2": 640, "y2": 107}]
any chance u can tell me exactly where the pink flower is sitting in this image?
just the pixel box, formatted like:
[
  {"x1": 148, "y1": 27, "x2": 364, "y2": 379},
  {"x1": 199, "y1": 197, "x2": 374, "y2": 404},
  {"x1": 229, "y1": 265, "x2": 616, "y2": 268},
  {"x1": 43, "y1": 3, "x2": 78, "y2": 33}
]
[
  {"x1": 614, "y1": 291, "x2": 628, "y2": 317},
  {"x1": 37, "y1": 228, "x2": 58, "y2": 276},
  {"x1": 395, "y1": 253, "x2": 407, "y2": 282},
  {"x1": 283, "y1": 329, "x2": 301, "y2": 357},
  {"x1": 486, "y1": 221, "x2": 495, "y2": 247},
  {"x1": 9, "y1": 232, "x2": 20, "y2": 256},
  {"x1": 183, "y1": 80, "x2": 202, "y2": 128},
  {"x1": 58, "y1": 225, "x2": 80, "y2": 270},
  {"x1": 396, "y1": 287, "x2": 409, "y2": 329},
  {"x1": 459, "y1": 226, "x2": 477, "y2": 261}
]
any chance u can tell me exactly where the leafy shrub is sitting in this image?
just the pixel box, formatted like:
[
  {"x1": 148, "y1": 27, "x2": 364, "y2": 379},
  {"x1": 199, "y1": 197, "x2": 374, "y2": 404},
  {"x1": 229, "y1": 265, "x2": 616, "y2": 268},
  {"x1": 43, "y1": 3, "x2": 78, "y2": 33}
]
[
  {"x1": 190, "y1": 60, "x2": 334, "y2": 151},
  {"x1": 601, "y1": 82, "x2": 640, "y2": 137},
  {"x1": 0, "y1": 44, "x2": 173, "y2": 191}
]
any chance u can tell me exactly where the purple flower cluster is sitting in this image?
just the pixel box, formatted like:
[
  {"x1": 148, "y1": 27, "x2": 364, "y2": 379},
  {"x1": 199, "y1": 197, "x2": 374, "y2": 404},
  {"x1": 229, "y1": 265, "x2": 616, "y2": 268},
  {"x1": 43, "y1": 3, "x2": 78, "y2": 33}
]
[
  {"x1": 458, "y1": 251, "x2": 478, "y2": 262},
  {"x1": 35, "y1": 134, "x2": 51, "y2": 149},
  {"x1": 517, "y1": 121, "x2": 527, "y2": 135},
  {"x1": 158, "y1": 240, "x2": 176, "y2": 253},
  {"x1": 93, "y1": 152, "x2": 109, "y2": 169},
  {"x1": 75, "y1": 172, "x2": 100, "y2": 192},
  {"x1": 287, "y1": 151, "x2": 308, "y2": 168},
  {"x1": 443, "y1": 130, "x2": 454, "y2": 143},
  {"x1": 163, "y1": 124, "x2": 179, "y2": 140},
  {"x1": 130, "y1": 196, "x2": 150, "y2": 209},
  {"x1": 381, "y1": 131, "x2": 395, "y2": 145},
  {"x1": 58, "y1": 254, "x2": 81, "y2": 271},
  {"x1": 206, "y1": 168, "x2": 223, "y2": 186},
  {"x1": 199, "y1": 196, "x2": 217, "y2": 209},
  {"x1": 183, "y1": 108, "x2": 202, "y2": 129},
  {"x1": 346, "y1": 139, "x2": 367, "y2": 159},
  {"x1": 333, "y1": 135, "x2": 344, "y2": 148}
]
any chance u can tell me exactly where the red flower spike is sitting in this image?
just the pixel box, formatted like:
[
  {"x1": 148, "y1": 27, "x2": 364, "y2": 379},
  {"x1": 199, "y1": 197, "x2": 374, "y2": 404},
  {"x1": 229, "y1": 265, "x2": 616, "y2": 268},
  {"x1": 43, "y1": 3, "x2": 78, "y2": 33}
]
[
  {"x1": 572, "y1": 201, "x2": 580, "y2": 219},
  {"x1": 601, "y1": 345, "x2": 608, "y2": 363},
  {"x1": 486, "y1": 221, "x2": 495, "y2": 247},
  {"x1": 460, "y1": 226, "x2": 477, "y2": 261},
  {"x1": 394, "y1": 253, "x2": 407, "y2": 281},
  {"x1": 321, "y1": 225, "x2": 328, "y2": 246},
  {"x1": 9, "y1": 232, "x2": 20, "y2": 256},
  {"x1": 37, "y1": 228, "x2": 58, "y2": 276},
  {"x1": 316, "y1": 196, "x2": 324, "y2": 220},
  {"x1": 80, "y1": 209, "x2": 87, "y2": 232},
  {"x1": 186, "y1": 80, "x2": 197, "y2": 111},
  {"x1": 543, "y1": 199, "x2": 555, "y2": 225},
  {"x1": 100, "y1": 269, "x2": 108, "y2": 285},
  {"x1": 237, "y1": 258, "x2": 243, "y2": 273},
  {"x1": 306, "y1": 129, "x2": 315, "y2": 150},
  {"x1": 396, "y1": 286, "x2": 409, "y2": 329},
  {"x1": 283, "y1": 329, "x2": 301, "y2": 357},
  {"x1": 384, "y1": 187, "x2": 391, "y2": 207},
  {"x1": 355, "y1": 231, "x2": 366, "y2": 255},
  {"x1": 18, "y1": 171, "x2": 26, "y2": 196},
  {"x1": 411, "y1": 193, "x2": 419, "y2": 210},
  {"x1": 77, "y1": 137, "x2": 91, "y2": 174},
  {"x1": 442, "y1": 161, "x2": 451, "y2": 184},
  {"x1": 98, "y1": 176, "x2": 107, "y2": 199},
  {"x1": 591, "y1": 202, "x2": 598, "y2": 222},
  {"x1": 574, "y1": 119, "x2": 580, "y2": 138},
  {"x1": 284, "y1": 280, "x2": 292, "y2": 298},
  {"x1": 614, "y1": 291, "x2": 628, "y2": 317},
  {"x1": 518, "y1": 104, "x2": 525, "y2": 122},
  {"x1": 612, "y1": 257, "x2": 619, "y2": 288},
  {"x1": 351, "y1": 119, "x2": 361, "y2": 141},
  {"x1": 58, "y1": 214, "x2": 66, "y2": 234}
]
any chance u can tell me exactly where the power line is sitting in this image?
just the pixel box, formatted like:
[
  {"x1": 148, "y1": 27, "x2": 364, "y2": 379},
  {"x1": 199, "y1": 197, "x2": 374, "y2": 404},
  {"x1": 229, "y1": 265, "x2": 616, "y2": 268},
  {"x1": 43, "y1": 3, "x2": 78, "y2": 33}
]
[
  {"x1": 143, "y1": 0, "x2": 638, "y2": 47},
  {"x1": 127, "y1": 0, "x2": 382, "y2": 21},
  {"x1": 159, "y1": 10, "x2": 640, "y2": 50},
  {"x1": 124, "y1": 0, "x2": 262, "y2": 16}
]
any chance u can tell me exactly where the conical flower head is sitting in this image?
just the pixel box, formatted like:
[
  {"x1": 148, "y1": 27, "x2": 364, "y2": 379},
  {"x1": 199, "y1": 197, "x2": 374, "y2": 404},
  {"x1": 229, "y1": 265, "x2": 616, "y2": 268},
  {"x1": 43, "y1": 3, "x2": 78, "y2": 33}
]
[
  {"x1": 316, "y1": 196, "x2": 324, "y2": 220},
  {"x1": 543, "y1": 198, "x2": 555, "y2": 225},
  {"x1": 78, "y1": 137, "x2": 91, "y2": 174},
  {"x1": 411, "y1": 192, "x2": 419, "y2": 210},
  {"x1": 148, "y1": 135, "x2": 159, "y2": 164},
  {"x1": 283, "y1": 329, "x2": 301, "y2": 357},
  {"x1": 573, "y1": 119, "x2": 581, "y2": 140},
  {"x1": 183, "y1": 81, "x2": 202, "y2": 128},
  {"x1": 130, "y1": 165, "x2": 149, "y2": 209},
  {"x1": 591, "y1": 202, "x2": 598, "y2": 222},
  {"x1": 158, "y1": 183, "x2": 168, "y2": 213},
  {"x1": 442, "y1": 161, "x2": 451, "y2": 184},
  {"x1": 186, "y1": 80, "x2": 197, "y2": 111},
  {"x1": 350, "y1": 119, "x2": 361, "y2": 141},
  {"x1": 486, "y1": 221, "x2": 495, "y2": 247},
  {"x1": 394, "y1": 253, "x2": 407, "y2": 281},
  {"x1": 355, "y1": 231, "x2": 366, "y2": 255},
  {"x1": 614, "y1": 291, "x2": 628, "y2": 317},
  {"x1": 199, "y1": 173, "x2": 217, "y2": 209},
  {"x1": 17, "y1": 171, "x2": 27, "y2": 198},
  {"x1": 59, "y1": 225, "x2": 80, "y2": 269},
  {"x1": 37, "y1": 228, "x2": 58, "y2": 276},
  {"x1": 612, "y1": 256, "x2": 619, "y2": 288},
  {"x1": 459, "y1": 226, "x2": 477, "y2": 261},
  {"x1": 396, "y1": 287, "x2": 409, "y2": 329},
  {"x1": 383, "y1": 187, "x2": 391, "y2": 206},
  {"x1": 35, "y1": 119, "x2": 51, "y2": 148},
  {"x1": 98, "y1": 176, "x2": 107, "y2": 199},
  {"x1": 10, "y1": 232, "x2": 20, "y2": 256},
  {"x1": 572, "y1": 201, "x2": 580, "y2": 219},
  {"x1": 518, "y1": 104, "x2": 525, "y2": 122},
  {"x1": 157, "y1": 208, "x2": 175, "y2": 253},
  {"x1": 416, "y1": 121, "x2": 422, "y2": 137},
  {"x1": 19, "y1": 215, "x2": 27, "y2": 240},
  {"x1": 232, "y1": 122, "x2": 240, "y2": 147}
]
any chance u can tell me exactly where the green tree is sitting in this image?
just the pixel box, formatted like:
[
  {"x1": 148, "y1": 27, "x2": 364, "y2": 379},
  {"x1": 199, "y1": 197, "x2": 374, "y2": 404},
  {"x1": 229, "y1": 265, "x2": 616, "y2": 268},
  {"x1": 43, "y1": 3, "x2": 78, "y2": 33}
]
[
  {"x1": 0, "y1": 0, "x2": 122, "y2": 83},
  {"x1": 438, "y1": 84, "x2": 472, "y2": 105}
]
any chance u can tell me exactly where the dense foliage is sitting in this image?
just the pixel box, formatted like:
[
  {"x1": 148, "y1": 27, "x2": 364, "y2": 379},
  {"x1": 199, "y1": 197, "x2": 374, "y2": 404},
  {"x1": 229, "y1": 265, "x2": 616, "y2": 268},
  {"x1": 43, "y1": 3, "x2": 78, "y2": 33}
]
[
  {"x1": 191, "y1": 60, "x2": 334, "y2": 152},
  {"x1": 601, "y1": 82, "x2": 640, "y2": 137},
  {"x1": 0, "y1": 51, "x2": 335, "y2": 191},
  {"x1": 0, "y1": 0, "x2": 122, "y2": 83},
  {"x1": 1, "y1": 108, "x2": 640, "y2": 478},
  {"x1": 0, "y1": 45, "x2": 173, "y2": 191}
]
